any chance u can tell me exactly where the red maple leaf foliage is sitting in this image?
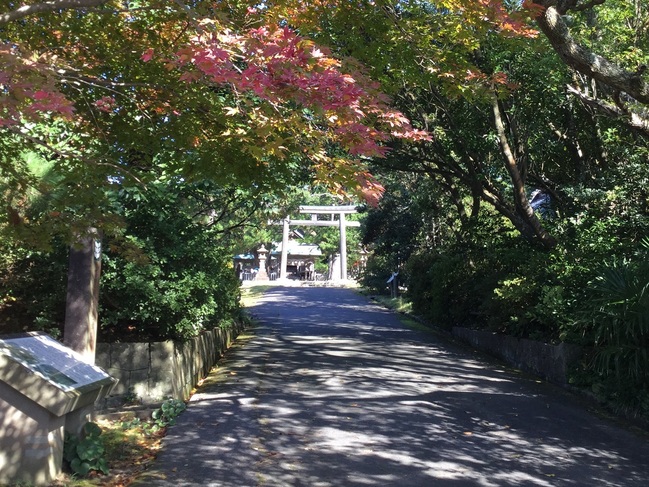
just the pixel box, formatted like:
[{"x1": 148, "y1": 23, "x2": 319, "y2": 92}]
[
  {"x1": 138, "y1": 21, "x2": 433, "y2": 204},
  {"x1": 3, "y1": 9, "x2": 431, "y2": 205},
  {"x1": 0, "y1": 45, "x2": 75, "y2": 127},
  {"x1": 162, "y1": 24, "x2": 431, "y2": 159},
  {"x1": 355, "y1": 172, "x2": 386, "y2": 208}
]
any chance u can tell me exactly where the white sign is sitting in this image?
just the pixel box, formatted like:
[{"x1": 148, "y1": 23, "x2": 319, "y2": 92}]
[{"x1": 0, "y1": 333, "x2": 111, "y2": 392}]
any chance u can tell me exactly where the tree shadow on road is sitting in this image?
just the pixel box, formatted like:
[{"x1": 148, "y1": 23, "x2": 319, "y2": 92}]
[{"x1": 139, "y1": 286, "x2": 649, "y2": 487}]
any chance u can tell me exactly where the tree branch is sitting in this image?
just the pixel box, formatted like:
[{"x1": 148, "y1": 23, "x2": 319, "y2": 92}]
[
  {"x1": 0, "y1": 0, "x2": 110, "y2": 24},
  {"x1": 571, "y1": 0, "x2": 606, "y2": 12},
  {"x1": 4, "y1": 126, "x2": 145, "y2": 185},
  {"x1": 56, "y1": 70, "x2": 152, "y2": 89},
  {"x1": 566, "y1": 84, "x2": 649, "y2": 135},
  {"x1": 534, "y1": 3, "x2": 649, "y2": 104}
]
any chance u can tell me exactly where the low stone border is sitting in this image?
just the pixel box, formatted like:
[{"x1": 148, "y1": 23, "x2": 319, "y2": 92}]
[
  {"x1": 451, "y1": 327, "x2": 584, "y2": 384},
  {"x1": 371, "y1": 296, "x2": 584, "y2": 385},
  {"x1": 95, "y1": 322, "x2": 247, "y2": 408}
]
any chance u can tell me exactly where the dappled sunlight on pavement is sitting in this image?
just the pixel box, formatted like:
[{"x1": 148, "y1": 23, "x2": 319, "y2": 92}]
[{"x1": 136, "y1": 286, "x2": 649, "y2": 487}]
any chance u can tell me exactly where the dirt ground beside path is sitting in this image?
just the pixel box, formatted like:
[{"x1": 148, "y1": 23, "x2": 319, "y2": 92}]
[{"x1": 134, "y1": 285, "x2": 649, "y2": 487}]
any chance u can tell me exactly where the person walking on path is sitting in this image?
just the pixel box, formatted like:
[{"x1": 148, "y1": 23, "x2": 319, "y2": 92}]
[{"x1": 136, "y1": 286, "x2": 649, "y2": 486}]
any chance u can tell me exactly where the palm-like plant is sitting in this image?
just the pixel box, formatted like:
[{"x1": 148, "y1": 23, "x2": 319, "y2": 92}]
[{"x1": 591, "y1": 240, "x2": 649, "y2": 383}]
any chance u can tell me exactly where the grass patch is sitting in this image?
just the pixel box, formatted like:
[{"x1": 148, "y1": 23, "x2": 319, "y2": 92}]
[
  {"x1": 240, "y1": 284, "x2": 276, "y2": 307},
  {"x1": 368, "y1": 293, "x2": 443, "y2": 335},
  {"x1": 370, "y1": 295, "x2": 413, "y2": 314},
  {"x1": 399, "y1": 316, "x2": 436, "y2": 333}
]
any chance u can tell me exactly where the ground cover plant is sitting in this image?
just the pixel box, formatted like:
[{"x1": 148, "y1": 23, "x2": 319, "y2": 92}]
[
  {"x1": 51, "y1": 399, "x2": 188, "y2": 486},
  {"x1": 52, "y1": 416, "x2": 164, "y2": 486}
]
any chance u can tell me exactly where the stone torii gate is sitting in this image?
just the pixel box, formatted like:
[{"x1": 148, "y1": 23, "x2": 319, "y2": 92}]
[{"x1": 279, "y1": 205, "x2": 360, "y2": 281}]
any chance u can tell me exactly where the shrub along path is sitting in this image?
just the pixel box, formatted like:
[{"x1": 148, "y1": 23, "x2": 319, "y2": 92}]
[{"x1": 134, "y1": 285, "x2": 649, "y2": 486}]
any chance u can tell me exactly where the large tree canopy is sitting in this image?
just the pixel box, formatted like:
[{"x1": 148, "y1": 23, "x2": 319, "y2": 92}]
[
  {"x1": 268, "y1": 0, "x2": 649, "y2": 248},
  {"x1": 1, "y1": 0, "x2": 435, "y2": 246},
  {"x1": 3, "y1": 0, "x2": 647, "y2": 249}
]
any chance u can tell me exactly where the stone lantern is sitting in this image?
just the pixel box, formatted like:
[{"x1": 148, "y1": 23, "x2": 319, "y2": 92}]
[{"x1": 256, "y1": 245, "x2": 269, "y2": 281}]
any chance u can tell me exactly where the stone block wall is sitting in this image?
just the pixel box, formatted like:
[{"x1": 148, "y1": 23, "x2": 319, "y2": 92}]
[
  {"x1": 451, "y1": 327, "x2": 584, "y2": 384},
  {"x1": 95, "y1": 323, "x2": 245, "y2": 408}
]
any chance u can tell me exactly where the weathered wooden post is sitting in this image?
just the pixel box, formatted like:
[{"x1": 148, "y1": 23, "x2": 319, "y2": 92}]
[{"x1": 63, "y1": 228, "x2": 102, "y2": 365}]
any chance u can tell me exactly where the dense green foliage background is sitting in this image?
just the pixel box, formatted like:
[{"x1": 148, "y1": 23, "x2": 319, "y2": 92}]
[
  {"x1": 358, "y1": 93, "x2": 649, "y2": 413},
  {"x1": 0, "y1": 179, "x2": 259, "y2": 341},
  {"x1": 2, "y1": 0, "x2": 649, "y2": 418},
  {"x1": 351, "y1": 0, "x2": 649, "y2": 417}
]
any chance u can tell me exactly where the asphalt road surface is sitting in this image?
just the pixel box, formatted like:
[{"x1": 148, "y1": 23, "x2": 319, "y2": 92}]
[{"x1": 136, "y1": 285, "x2": 649, "y2": 486}]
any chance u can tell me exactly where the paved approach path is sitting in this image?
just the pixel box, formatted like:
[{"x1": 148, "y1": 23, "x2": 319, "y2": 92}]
[{"x1": 137, "y1": 286, "x2": 649, "y2": 486}]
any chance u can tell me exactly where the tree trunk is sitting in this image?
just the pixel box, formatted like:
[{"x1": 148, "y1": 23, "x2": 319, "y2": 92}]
[
  {"x1": 492, "y1": 97, "x2": 558, "y2": 249},
  {"x1": 63, "y1": 228, "x2": 102, "y2": 364}
]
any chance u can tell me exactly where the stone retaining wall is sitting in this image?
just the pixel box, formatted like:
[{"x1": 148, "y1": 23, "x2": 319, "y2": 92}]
[
  {"x1": 95, "y1": 322, "x2": 246, "y2": 408},
  {"x1": 451, "y1": 327, "x2": 583, "y2": 384},
  {"x1": 94, "y1": 318, "x2": 581, "y2": 409}
]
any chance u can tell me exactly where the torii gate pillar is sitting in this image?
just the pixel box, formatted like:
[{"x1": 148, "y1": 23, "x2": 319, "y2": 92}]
[
  {"x1": 280, "y1": 219, "x2": 290, "y2": 280},
  {"x1": 339, "y1": 212, "x2": 348, "y2": 280}
]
